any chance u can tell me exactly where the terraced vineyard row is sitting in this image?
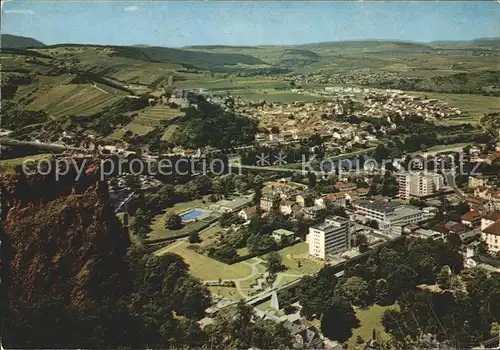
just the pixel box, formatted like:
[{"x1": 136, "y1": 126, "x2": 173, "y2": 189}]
[
  {"x1": 25, "y1": 84, "x2": 126, "y2": 117},
  {"x1": 108, "y1": 105, "x2": 184, "y2": 139}
]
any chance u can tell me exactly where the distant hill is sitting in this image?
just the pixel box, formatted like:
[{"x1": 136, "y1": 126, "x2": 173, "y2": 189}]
[
  {"x1": 430, "y1": 37, "x2": 500, "y2": 50},
  {"x1": 43, "y1": 43, "x2": 269, "y2": 72},
  {"x1": 1, "y1": 34, "x2": 45, "y2": 49}
]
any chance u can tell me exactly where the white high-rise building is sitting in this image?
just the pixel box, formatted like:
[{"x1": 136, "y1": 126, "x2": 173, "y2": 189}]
[
  {"x1": 398, "y1": 172, "x2": 444, "y2": 199},
  {"x1": 308, "y1": 216, "x2": 351, "y2": 260}
]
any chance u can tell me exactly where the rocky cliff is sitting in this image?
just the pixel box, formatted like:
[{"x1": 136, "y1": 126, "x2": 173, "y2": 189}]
[{"x1": 1, "y1": 160, "x2": 131, "y2": 308}]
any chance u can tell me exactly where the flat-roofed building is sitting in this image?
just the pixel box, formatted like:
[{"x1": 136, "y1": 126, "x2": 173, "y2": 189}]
[
  {"x1": 353, "y1": 200, "x2": 424, "y2": 230},
  {"x1": 308, "y1": 216, "x2": 351, "y2": 259}
]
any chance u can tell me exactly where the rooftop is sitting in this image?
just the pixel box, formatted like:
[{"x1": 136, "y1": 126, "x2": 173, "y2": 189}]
[
  {"x1": 273, "y1": 228, "x2": 295, "y2": 237},
  {"x1": 460, "y1": 211, "x2": 482, "y2": 222},
  {"x1": 354, "y1": 199, "x2": 405, "y2": 214},
  {"x1": 262, "y1": 195, "x2": 280, "y2": 202},
  {"x1": 312, "y1": 215, "x2": 350, "y2": 231},
  {"x1": 484, "y1": 211, "x2": 500, "y2": 221},
  {"x1": 483, "y1": 220, "x2": 500, "y2": 236}
]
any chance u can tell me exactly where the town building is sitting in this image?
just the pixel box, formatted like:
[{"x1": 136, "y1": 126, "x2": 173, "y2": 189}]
[
  {"x1": 481, "y1": 219, "x2": 500, "y2": 254},
  {"x1": 209, "y1": 197, "x2": 253, "y2": 213},
  {"x1": 410, "y1": 228, "x2": 445, "y2": 241},
  {"x1": 296, "y1": 191, "x2": 316, "y2": 207},
  {"x1": 474, "y1": 187, "x2": 500, "y2": 211},
  {"x1": 334, "y1": 182, "x2": 357, "y2": 192},
  {"x1": 397, "y1": 172, "x2": 444, "y2": 199},
  {"x1": 468, "y1": 175, "x2": 489, "y2": 189},
  {"x1": 315, "y1": 193, "x2": 346, "y2": 208},
  {"x1": 279, "y1": 200, "x2": 300, "y2": 216},
  {"x1": 308, "y1": 216, "x2": 351, "y2": 259},
  {"x1": 238, "y1": 206, "x2": 258, "y2": 221},
  {"x1": 460, "y1": 211, "x2": 482, "y2": 227},
  {"x1": 353, "y1": 200, "x2": 424, "y2": 230},
  {"x1": 301, "y1": 206, "x2": 324, "y2": 220},
  {"x1": 260, "y1": 195, "x2": 281, "y2": 212},
  {"x1": 481, "y1": 212, "x2": 500, "y2": 231},
  {"x1": 271, "y1": 229, "x2": 295, "y2": 244}
]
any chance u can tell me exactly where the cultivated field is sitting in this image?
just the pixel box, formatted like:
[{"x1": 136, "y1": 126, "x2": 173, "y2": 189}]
[
  {"x1": 110, "y1": 105, "x2": 184, "y2": 139},
  {"x1": 133, "y1": 105, "x2": 184, "y2": 126},
  {"x1": 24, "y1": 83, "x2": 125, "y2": 117}
]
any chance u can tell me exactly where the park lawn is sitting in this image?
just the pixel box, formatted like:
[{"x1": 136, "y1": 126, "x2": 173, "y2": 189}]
[
  {"x1": 148, "y1": 219, "x2": 210, "y2": 240},
  {"x1": 197, "y1": 224, "x2": 224, "y2": 249},
  {"x1": 347, "y1": 304, "x2": 399, "y2": 348},
  {"x1": 275, "y1": 274, "x2": 301, "y2": 288},
  {"x1": 272, "y1": 242, "x2": 324, "y2": 275},
  {"x1": 238, "y1": 263, "x2": 267, "y2": 291},
  {"x1": 156, "y1": 240, "x2": 253, "y2": 281},
  {"x1": 147, "y1": 196, "x2": 211, "y2": 240},
  {"x1": 208, "y1": 286, "x2": 242, "y2": 302},
  {"x1": 238, "y1": 276, "x2": 261, "y2": 293}
]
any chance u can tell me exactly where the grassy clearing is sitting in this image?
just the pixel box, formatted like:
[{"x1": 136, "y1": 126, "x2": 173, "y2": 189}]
[
  {"x1": 155, "y1": 240, "x2": 252, "y2": 281},
  {"x1": 238, "y1": 263, "x2": 267, "y2": 291},
  {"x1": 110, "y1": 105, "x2": 183, "y2": 139},
  {"x1": 134, "y1": 105, "x2": 184, "y2": 126},
  {"x1": 208, "y1": 286, "x2": 242, "y2": 301},
  {"x1": 161, "y1": 124, "x2": 179, "y2": 141},
  {"x1": 147, "y1": 196, "x2": 211, "y2": 240},
  {"x1": 271, "y1": 242, "x2": 324, "y2": 275},
  {"x1": 110, "y1": 105, "x2": 184, "y2": 140},
  {"x1": 275, "y1": 274, "x2": 301, "y2": 288},
  {"x1": 0, "y1": 154, "x2": 52, "y2": 175},
  {"x1": 196, "y1": 224, "x2": 224, "y2": 249},
  {"x1": 347, "y1": 304, "x2": 399, "y2": 348},
  {"x1": 148, "y1": 219, "x2": 210, "y2": 241}
]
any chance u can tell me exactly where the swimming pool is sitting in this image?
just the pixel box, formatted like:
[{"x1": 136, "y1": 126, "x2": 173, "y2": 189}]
[{"x1": 180, "y1": 208, "x2": 206, "y2": 222}]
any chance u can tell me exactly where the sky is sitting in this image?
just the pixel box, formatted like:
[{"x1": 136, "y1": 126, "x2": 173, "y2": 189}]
[{"x1": 2, "y1": 1, "x2": 499, "y2": 47}]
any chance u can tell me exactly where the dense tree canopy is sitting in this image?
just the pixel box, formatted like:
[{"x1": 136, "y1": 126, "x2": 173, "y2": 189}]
[
  {"x1": 173, "y1": 97, "x2": 258, "y2": 149},
  {"x1": 205, "y1": 301, "x2": 293, "y2": 349}
]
